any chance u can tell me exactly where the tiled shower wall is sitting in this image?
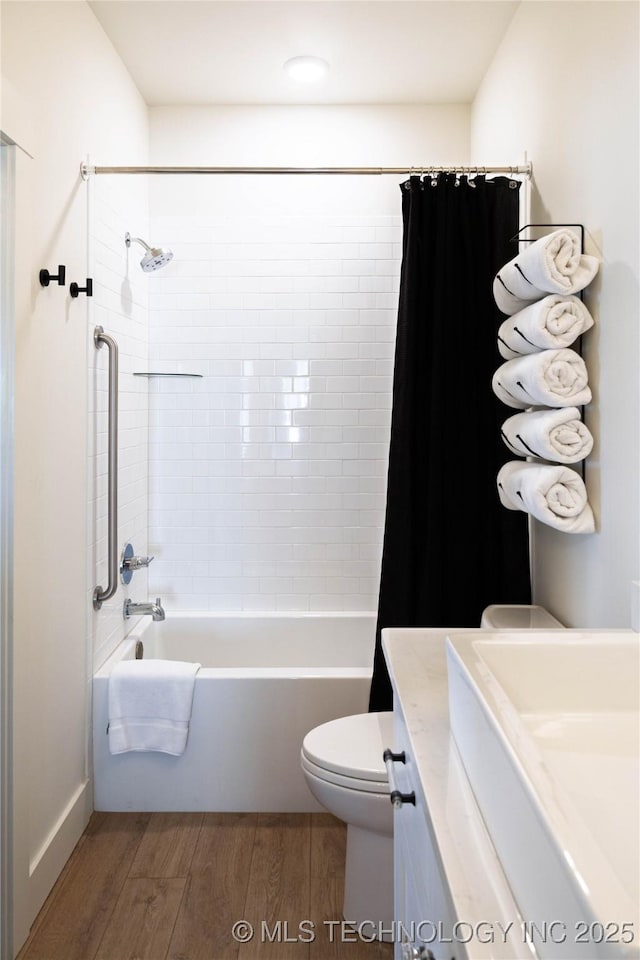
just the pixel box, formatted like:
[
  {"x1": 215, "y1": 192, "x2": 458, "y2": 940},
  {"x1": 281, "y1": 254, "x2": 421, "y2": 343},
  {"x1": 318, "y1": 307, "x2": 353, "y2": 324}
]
[
  {"x1": 147, "y1": 210, "x2": 401, "y2": 611},
  {"x1": 89, "y1": 176, "x2": 150, "y2": 669}
]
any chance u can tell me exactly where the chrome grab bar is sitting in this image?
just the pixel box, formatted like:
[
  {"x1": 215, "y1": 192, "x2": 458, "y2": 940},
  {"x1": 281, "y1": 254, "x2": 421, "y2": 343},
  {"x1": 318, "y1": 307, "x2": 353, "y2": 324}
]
[
  {"x1": 383, "y1": 749, "x2": 416, "y2": 808},
  {"x1": 93, "y1": 326, "x2": 119, "y2": 610}
]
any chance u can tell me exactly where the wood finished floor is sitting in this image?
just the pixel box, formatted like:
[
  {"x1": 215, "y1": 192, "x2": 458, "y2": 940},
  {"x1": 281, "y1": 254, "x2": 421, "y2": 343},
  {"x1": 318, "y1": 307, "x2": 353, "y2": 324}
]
[{"x1": 17, "y1": 813, "x2": 393, "y2": 960}]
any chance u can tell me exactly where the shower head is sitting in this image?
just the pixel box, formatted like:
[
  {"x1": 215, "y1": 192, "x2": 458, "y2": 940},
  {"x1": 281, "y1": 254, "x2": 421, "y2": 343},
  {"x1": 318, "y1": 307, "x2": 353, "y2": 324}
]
[{"x1": 125, "y1": 232, "x2": 174, "y2": 273}]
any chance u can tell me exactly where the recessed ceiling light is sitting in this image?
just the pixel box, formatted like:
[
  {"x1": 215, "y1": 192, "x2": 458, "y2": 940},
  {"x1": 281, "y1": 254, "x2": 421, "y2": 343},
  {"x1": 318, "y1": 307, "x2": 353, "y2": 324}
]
[{"x1": 284, "y1": 56, "x2": 329, "y2": 83}]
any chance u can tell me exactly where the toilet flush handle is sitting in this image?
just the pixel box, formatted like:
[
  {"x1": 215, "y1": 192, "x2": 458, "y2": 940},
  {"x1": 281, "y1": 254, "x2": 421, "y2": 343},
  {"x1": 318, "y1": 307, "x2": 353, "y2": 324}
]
[{"x1": 383, "y1": 749, "x2": 416, "y2": 808}]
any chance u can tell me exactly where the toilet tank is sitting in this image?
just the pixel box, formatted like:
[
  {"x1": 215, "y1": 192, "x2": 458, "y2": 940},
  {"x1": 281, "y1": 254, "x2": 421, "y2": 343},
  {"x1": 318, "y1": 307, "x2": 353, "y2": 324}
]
[{"x1": 480, "y1": 604, "x2": 564, "y2": 629}]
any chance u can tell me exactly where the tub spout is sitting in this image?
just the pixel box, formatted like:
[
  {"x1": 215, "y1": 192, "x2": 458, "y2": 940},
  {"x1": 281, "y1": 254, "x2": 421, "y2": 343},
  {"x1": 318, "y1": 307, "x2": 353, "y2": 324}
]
[{"x1": 123, "y1": 597, "x2": 165, "y2": 621}]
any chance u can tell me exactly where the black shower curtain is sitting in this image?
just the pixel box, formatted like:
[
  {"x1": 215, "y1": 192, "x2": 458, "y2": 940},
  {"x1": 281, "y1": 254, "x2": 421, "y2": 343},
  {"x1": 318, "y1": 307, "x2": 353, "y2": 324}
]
[{"x1": 369, "y1": 174, "x2": 531, "y2": 711}]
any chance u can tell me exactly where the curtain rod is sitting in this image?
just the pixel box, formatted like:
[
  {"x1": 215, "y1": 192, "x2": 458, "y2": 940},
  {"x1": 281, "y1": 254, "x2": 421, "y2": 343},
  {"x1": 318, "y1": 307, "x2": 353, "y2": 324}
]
[{"x1": 80, "y1": 162, "x2": 532, "y2": 179}]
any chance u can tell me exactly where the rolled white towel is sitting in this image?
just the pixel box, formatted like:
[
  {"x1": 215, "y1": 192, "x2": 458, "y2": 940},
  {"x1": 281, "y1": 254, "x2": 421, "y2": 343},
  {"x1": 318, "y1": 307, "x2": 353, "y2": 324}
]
[
  {"x1": 497, "y1": 295, "x2": 595, "y2": 360},
  {"x1": 501, "y1": 407, "x2": 594, "y2": 463},
  {"x1": 492, "y1": 349, "x2": 591, "y2": 410},
  {"x1": 497, "y1": 461, "x2": 595, "y2": 534},
  {"x1": 493, "y1": 229, "x2": 600, "y2": 316}
]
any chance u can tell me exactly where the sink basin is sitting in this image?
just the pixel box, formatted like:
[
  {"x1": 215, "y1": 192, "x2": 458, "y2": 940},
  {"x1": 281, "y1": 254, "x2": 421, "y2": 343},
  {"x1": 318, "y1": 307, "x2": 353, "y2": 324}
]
[{"x1": 446, "y1": 631, "x2": 640, "y2": 960}]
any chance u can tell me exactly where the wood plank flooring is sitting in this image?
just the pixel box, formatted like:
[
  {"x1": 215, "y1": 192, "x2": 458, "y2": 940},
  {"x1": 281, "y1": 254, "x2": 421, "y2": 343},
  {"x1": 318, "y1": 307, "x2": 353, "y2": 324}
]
[{"x1": 17, "y1": 813, "x2": 393, "y2": 960}]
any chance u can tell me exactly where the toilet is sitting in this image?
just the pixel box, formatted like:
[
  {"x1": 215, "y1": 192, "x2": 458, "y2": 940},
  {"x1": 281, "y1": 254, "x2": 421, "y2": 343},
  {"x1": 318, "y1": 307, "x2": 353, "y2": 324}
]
[
  {"x1": 301, "y1": 711, "x2": 394, "y2": 934},
  {"x1": 300, "y1": 604, "x2": 564, "y2": 936}
]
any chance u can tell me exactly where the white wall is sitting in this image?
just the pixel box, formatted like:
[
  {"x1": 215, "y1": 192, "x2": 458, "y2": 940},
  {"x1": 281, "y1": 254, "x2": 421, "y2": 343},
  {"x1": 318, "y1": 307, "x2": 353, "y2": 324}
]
[
  {"x1": 0, "y1": 2, "x2": 148, "y2": 951},
  {"x1": 147, "y1": 106, "x2": 469, "y2": 610},
  {"x1": 471, "y1": 1, "x2": 640, "y2": 628},
  {"x1": 150, "y1": 104, "x2": 470, "y2": 169}
]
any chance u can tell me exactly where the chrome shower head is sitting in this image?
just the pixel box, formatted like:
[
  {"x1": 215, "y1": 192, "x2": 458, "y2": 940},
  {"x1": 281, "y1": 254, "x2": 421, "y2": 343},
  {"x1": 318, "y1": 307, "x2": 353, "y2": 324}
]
[
  {"x1": 125, "y1": 232, "x2": 174, "y2": 273},
  {"x1": 140, "y1": 247, "x2": 174, "y2": 273}
]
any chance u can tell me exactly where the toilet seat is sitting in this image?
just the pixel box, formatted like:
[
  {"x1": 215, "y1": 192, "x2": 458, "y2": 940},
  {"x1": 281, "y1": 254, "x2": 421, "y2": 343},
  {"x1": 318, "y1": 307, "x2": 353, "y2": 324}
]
[
  {"x1": 301, "y1": 712, "x2": 392, "y2": 783},
  {"x1": 301, "y1": 753, "x2": 389, "y2": 794}
]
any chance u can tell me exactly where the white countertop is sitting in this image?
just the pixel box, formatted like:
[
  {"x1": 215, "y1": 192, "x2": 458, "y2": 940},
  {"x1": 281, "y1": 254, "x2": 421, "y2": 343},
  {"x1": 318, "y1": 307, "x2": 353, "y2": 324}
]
[
  {"x1": 445, "y1": 629, "x2": 639, "y2": 959},
  {"x1": 383, "y1": 627, "x2": 535, "y2": 960}
]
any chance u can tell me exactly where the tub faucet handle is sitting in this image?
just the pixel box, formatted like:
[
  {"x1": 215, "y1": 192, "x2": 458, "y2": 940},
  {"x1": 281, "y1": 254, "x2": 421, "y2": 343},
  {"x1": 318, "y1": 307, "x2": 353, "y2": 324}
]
[
  {"x1": 127, "y1": 555, "x2": 154, "y2": 570},
  {"x1": 120, "y1": 542, "x2": 154, "y2": 584}
]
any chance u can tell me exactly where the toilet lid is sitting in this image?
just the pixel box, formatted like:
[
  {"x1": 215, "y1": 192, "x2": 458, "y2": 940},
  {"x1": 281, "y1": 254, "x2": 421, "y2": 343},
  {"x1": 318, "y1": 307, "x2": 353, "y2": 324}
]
[
  {"x1": 301, "y1": 753, "x2": 389, "y2": 793},
  {"x1": 302, "y1": 712, "x2": 393, "y2": 782}
]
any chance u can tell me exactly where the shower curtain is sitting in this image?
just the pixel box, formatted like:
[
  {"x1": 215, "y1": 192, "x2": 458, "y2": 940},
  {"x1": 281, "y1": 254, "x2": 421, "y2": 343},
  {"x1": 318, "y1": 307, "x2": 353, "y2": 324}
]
[{"x1": 369, "y1": 174, "x2": 531, "y2": 711}]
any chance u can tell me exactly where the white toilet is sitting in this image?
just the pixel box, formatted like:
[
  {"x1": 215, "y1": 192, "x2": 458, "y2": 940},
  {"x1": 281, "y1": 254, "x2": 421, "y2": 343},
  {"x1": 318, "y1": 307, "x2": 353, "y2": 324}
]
[
  {"x1": 301, "y1": 711, "x2": 394, "y2": 934},
  {"x1": 301, "y1": 604, "x2": 564, "y2": 936}
]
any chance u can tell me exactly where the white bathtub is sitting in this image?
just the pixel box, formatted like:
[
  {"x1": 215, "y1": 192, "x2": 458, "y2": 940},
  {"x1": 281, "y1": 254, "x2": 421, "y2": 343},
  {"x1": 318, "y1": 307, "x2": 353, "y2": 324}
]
[{"x1": 93, "y1": 612, "x2": 375, "y2": 812}]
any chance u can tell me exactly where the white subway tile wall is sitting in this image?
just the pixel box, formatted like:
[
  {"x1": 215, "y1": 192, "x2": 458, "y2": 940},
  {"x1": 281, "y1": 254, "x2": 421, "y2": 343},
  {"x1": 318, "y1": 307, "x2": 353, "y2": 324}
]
[
  {"x1": 148, "y1": 214, "x2": 401, "y2": 611},
  {"x1": 89, "y1": 177, "x2": 150, "y2": 669}
]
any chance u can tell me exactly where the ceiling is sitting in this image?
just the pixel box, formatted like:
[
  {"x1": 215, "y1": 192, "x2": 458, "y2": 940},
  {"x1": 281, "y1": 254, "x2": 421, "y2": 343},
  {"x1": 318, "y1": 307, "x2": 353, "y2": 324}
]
[{"x1": 89, "y1": 1, "x2": 519, "y2": 106}]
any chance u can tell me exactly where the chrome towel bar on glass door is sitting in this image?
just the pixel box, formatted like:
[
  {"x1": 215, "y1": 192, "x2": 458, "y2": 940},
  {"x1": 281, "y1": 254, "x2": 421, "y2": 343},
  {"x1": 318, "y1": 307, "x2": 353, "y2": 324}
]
[{"x1": 93, "y1": 326, "x2": 119, "y2": 610}]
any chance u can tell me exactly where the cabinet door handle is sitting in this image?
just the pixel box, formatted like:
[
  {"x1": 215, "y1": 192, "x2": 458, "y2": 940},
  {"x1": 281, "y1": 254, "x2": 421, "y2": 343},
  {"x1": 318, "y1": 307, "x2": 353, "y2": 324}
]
[
  {"x1": 383, "y1": 747, "x2": 416, "y2": 808},
  {"x1": 401, "y1": 945, "x2": 436, "y2": 960}
]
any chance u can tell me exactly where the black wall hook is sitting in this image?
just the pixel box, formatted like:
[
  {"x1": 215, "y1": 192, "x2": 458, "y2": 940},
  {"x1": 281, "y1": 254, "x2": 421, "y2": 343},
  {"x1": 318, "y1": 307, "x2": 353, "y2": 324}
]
[
  {"x1": 70, "y1": 278, "x2": 93, "y2": 298},
  {"x1": 39, "y1": 265, "x2": 66, "y2": 287}
]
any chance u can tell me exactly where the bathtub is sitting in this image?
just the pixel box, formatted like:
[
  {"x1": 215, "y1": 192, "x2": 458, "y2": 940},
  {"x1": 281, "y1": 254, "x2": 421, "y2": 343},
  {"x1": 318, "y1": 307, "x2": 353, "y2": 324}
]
[{"x1": 93, "y1": 613, "x2": 375, "y2": 812}]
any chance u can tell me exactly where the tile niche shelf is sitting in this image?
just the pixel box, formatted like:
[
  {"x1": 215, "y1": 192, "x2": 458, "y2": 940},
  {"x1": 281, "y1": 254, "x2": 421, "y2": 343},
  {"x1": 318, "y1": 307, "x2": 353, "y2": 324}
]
[{"x1": 132, "y1": 372, "x2": 203, "y2": 378}]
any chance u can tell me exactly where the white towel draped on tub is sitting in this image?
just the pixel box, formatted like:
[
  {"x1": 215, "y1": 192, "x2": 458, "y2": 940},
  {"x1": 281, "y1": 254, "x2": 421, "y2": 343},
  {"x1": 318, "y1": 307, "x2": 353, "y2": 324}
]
[
  {"x1": 501, "y1": 407, "x2": 594, "y2": 463},
  {"x1": 492, "y1": 349, "x2": 592, "y2": 410},
  {"x1": 493, "y1": 229, "x2": 600, "y2": 316},
  {"x1": 108, "y1": 659, "x2": 201, "y2": 756},
  {"x1": 497, "y1": 461, "x2": 595, "y2": 534},
  {"x1": 497, "y1": 295, "x2": 595, "y2": 360}
]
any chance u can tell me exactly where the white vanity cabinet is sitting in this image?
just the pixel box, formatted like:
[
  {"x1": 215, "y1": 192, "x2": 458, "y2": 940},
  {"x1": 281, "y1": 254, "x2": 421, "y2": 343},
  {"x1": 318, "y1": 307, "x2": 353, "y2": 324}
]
[
  {"x1": 391, "y1": 708, "x2": 466, "y2": 960},
  {"x1": 383, "y1": 628, "x2": 533, "y2": 960}
]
